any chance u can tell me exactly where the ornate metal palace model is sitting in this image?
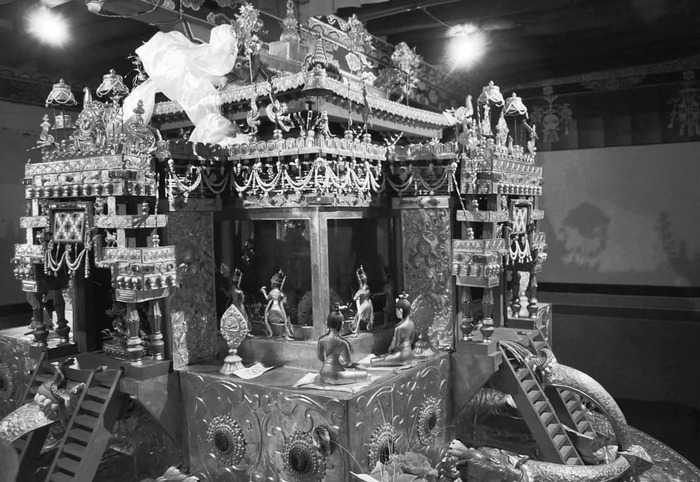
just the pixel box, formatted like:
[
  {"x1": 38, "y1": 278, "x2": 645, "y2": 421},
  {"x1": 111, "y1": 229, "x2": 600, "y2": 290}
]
[{"x1": 0, "y1": 4, "x2": 697, "y2": 482}]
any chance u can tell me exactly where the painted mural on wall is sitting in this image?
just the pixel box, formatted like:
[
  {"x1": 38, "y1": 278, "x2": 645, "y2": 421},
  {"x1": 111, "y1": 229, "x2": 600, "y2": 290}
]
[
  {"x1": 168, "y1": 211, "x2": 217, "y2": 368},
  {"x1": 530, "y1": 85, "x2": 574, "y2": 143},
  {"x1": 400, "y1": 206, "x2": 453, "y2": 350},
  {"x1": 668, "y1": 70, "x2": 700, "y2": 138}
]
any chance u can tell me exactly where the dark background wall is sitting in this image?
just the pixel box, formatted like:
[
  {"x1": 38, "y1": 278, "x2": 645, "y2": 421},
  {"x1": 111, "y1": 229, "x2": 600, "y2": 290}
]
[{"x1": 0, "y1": 100, "x2": 43, "y2": 307}]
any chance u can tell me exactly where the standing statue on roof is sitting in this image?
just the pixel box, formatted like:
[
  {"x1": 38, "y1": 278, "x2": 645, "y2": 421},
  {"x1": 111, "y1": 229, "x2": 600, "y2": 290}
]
[{"x1": 351, "y1": 265, "x2": 374, "y2": 334}]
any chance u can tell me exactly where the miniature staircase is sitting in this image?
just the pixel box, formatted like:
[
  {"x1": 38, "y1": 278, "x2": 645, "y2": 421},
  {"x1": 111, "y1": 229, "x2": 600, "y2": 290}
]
[
  {"x1": 45, "y1": 368, "x2": 123, "y2": 482},
  {"x1": 13, "y1": 353, "x2": 53, "y2": 481},
  {"x1": 525, "y1": 329, "x2": 597, "y2": 439},
  {"x1": 498, "y1": 345, "x2": 583, "y2": 465}
]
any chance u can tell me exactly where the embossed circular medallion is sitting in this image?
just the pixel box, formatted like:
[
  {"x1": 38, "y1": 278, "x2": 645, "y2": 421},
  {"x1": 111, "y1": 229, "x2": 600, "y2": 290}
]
[
  {"x1": 0, "y1": 363, "x2": 14, "y2": 401},
  {"x1": 368, "y1": 423, "x2": 398, "y2": 468},
  {"x1": 282, "y1": 430, "x2": 326, "y2": 482},
  {"x1": 417, "y1": 397, "x2": 442, "y2": 446},
  {"x1": 206, "y1": 415, "x2": 246, "y2": 467}
]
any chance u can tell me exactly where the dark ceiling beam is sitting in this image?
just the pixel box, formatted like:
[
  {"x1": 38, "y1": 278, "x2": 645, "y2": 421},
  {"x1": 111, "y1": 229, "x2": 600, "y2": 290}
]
[
  {"x1": 99, "y1": 0, "x2": 215, "y2": 30},
  {"x1": 369, "y1": 0, "x2": 697, "y2": 38},
  {"x1": 66, "y1": 33, "x2": 151, "y2": 68},
  {"x1": 338, "y1": 0, "x2": 461, "y2": 22},
  {"x1": 412, "y1": 23, "x2": 700, "y2": 88},
  {"x1": 367, "y1": 0, "x2": 575, "y2": 36}
]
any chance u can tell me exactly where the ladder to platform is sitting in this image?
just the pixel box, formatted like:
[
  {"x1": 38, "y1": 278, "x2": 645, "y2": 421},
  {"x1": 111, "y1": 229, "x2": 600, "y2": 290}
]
[
  {"x1": 45, "y1": 368, "x2": 123, "y2": 482},
  {"x1": 498, "y1": 344, "x2": 583, "y2": 465},
  {"x1": 525, "y1": 329, "x2": 597, "y2": 440}
]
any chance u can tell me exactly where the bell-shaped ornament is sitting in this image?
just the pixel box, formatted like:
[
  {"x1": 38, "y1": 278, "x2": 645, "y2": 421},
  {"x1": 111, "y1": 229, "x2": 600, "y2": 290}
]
[
  {"x1": 504, "y1": 92, "x2": 528, "y2": 117},
  {"x1": 45, "y1": 79, "x2": 77, "y2": 108},
  {"x1": 477, "y1": 80, "x2": 505, "y2": 107},
  {"x1": 96, "y1": 69, "x2": 129, "y2": 99}
]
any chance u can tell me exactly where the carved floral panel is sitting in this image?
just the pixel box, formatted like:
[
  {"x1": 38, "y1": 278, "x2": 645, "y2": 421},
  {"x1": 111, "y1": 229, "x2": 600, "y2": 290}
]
[
  {"x1": 400, "y1": 205, "x2": 454, "y2": 350},
  {"x1": 167, "y1": 212, "x2": 217, "y2": 368}
]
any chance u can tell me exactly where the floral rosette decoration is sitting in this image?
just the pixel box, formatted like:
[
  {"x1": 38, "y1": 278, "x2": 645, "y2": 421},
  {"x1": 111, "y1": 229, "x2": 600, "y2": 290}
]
[
  {"x1": 377, "y1": 41, "x2": 422, "y2": 103},
  {"x1": 341, "y1": 14, "x2": 375, "y2": 75},
  {"x1": 234, "y1": 3, "x2": 264, "y2": 59}
]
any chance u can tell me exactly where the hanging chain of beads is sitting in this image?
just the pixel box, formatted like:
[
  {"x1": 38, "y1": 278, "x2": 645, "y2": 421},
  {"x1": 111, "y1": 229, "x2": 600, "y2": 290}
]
[
  {"x1": 280, "y1": 163, "x2": 314, "y2": 191},
  {"x1": 201, "y1": 169, "x2": 232, "y2": 196},
  {"x1": 44, "y1": 239, "x2": 92, "y2": 277},
  {"x1": 166, "y1": 159, "x2": 202, "y2": 199},
  {"x1": 508, "y1": 234, "x2": 532, "y2": 265},
  {"x1": 383, "y1": 162, "x2": 454, "y2": 195},
  {"x1": 229, "y1": 157, "x2": 381, "y2": 196}
]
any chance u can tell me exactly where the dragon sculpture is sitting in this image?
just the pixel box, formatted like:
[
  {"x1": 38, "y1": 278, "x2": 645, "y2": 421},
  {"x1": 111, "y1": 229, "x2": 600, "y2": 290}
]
[
  {"x1": 443, "y1": 441, "x2": 651, "y2": 482},
  {"x1": 439, "y1": 340, "x2": 654, "y2": 481},
  {"x1": 0, "y1": 360, "x2": 85, "y2": 443}
]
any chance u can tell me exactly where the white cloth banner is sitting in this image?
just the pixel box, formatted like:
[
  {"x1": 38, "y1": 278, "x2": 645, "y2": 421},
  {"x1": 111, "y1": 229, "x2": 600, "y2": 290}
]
[{"x1": 124, "y1": 24, "x2": 244, "y2": 145}]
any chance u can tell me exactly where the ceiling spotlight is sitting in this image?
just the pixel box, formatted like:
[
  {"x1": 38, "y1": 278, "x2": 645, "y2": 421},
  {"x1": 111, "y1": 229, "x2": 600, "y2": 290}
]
[
  {"x1": 85, "y1": 0, "x2": 105, "y2": 14},
  {"x1": 26, "y1": 6, "x2": 70, "y2": 47},
  {"x1": 447, "y1": 30, "x2": 486, "y2": 69},
  {"x1": 448, "y1": 23, "x2": 479, "y2": 37}
]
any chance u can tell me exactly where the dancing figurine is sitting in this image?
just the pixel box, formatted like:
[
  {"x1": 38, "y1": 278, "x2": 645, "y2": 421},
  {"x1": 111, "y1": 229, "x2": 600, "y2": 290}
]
[
  {"x1": 317, "y1": 304, "x2": 368, "y2": 385},
  {"x1": 260, "y1": 270, "x2": 293, "y2": 339},
  {"x1": 371, "y1": 292, "x2": 415, "y2": 367},
  {"x1": 351, "y1": 265, "x2": 374, "y2": 334}
]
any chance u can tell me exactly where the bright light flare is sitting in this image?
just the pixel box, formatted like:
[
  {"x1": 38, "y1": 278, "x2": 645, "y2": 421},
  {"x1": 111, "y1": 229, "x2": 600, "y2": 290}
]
[
  {"x1": 446, "y1": 25, "x2": 487, "y2": 69},
  {"x1": 26, "y1": 6, "x2": 70, "y2": 47}
]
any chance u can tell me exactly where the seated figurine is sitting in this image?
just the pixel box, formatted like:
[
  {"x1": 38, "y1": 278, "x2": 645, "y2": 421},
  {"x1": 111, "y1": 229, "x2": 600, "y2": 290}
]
[
  {"x1": 371, "y1": 292, "x2": 415, "y2": 367},
  {"x1": 317, "y1": 304, "x2": 368, "y2": 385}
]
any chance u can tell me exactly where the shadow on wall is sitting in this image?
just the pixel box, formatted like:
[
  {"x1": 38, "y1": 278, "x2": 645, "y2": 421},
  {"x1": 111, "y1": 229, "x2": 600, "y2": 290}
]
[
  {"x1": 558, "y1": 201, "x2": 611, "y2": 269},
  {"x1": 658, "y1": 211, "x2": 700, "y2": 286}
]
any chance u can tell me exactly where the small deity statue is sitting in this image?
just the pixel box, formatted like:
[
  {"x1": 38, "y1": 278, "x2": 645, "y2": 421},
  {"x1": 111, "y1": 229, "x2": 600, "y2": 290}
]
[
  {"x1": 495, "y1": 113, "x2": 509, "y2": 147},
  {"x1": 317, "y1": 304, "x2": 368, "y2": 385},
  {"x1": 480, "y1": 104, "x2": 493, "y2": 136},
  {"x1": 216, "y1": 263, "x2": 234, "y2": 321},
  {"x1": 373, "y1": 267, "x2": 395, "y2": 324},
  {"x1": 260, "y1": 270, "x2": 293, "y2": 339},
  {"x1": 371, "y1": 292, "x2": 415, "y2": 366},
  {"x1": 230, "y1": 268, "x2": 252, "y2": 336},
  {"x1": 523, "y1": 121, "x2": 538, "y2": 155},
  {"x1": 351, "y1": 266, "x2": 374, "y2": 334}
]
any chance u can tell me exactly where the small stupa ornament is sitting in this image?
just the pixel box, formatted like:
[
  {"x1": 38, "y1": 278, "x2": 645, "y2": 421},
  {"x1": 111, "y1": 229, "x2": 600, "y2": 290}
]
[
  {"x1": 279, "y1": 0, "x2": 300, "y2": 43},
  {"x1": 268, "y1": 0, "x2": 306, "y2": 61},
  {"x1": 302, "y1": 36, "x2": 336, "y2": 97}
]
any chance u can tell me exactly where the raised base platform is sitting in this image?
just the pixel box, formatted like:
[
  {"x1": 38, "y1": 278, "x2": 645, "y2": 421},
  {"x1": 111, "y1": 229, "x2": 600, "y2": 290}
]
[
  {"x1": 180, "y1": 353, "x2": 450, "y2": 481},
  {"x1": 506, "y1": 303, "x2": 552, "y2": 342},
  {"x1": 236, "y1": 324, "x2": 395, "y2": 371}
]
